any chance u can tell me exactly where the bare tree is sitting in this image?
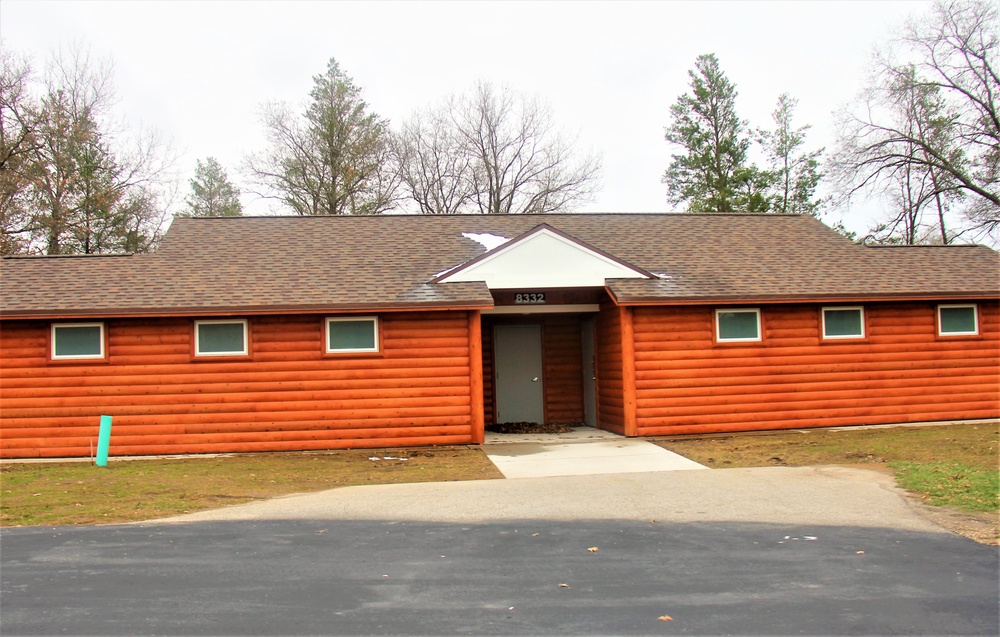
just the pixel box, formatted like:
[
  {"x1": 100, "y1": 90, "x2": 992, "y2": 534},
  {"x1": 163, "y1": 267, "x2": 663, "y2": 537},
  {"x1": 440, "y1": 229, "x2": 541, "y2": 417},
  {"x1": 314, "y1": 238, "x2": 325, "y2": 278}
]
[
  {"x1": 244, "y1": 58, "x2": 398, "y2": 216},
  {"x1": 394, "y1": 106, "x2": 473, "y2": 214},
  {"x1": 833, "y1": 1, "x2": 999, "y2": 243},
  {"x1": 0, "y1": 44, "x2": 174, "y2": 255},
  {"x1": 1, "y1": 46, "x2": 39, "y2": 253},
  {"x1": 396, "y1": 82, "x2": 601, "y2": 214}
]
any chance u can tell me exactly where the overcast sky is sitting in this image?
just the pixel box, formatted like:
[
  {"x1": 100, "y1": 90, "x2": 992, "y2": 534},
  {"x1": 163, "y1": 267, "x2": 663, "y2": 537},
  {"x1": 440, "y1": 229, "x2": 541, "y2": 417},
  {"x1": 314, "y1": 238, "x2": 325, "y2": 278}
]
[{"x1": 2, "y1": 0, "x2": 934, "y2": 234}]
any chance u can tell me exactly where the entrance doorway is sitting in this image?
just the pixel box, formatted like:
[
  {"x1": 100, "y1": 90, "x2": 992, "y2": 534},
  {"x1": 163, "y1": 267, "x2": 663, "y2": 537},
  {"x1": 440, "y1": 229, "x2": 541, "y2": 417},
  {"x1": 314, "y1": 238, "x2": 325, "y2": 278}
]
[{"x1": 493, "y1": 324, "x2": 545, "y2": 423}]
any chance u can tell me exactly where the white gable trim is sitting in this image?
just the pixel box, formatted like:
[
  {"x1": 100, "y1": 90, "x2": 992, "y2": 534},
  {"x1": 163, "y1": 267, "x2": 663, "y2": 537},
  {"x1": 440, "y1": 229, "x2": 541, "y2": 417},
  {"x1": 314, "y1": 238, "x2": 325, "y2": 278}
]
[{"x1": 436, "y1": 226, "x2": 650, "y2": 289}]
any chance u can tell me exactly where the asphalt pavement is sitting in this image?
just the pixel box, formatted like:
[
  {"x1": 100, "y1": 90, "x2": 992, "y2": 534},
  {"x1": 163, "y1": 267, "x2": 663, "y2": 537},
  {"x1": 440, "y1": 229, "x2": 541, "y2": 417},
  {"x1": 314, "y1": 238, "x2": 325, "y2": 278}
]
[
  {"x1": 2, "y1": 518, "x2": 997, "y2": 635},
  {"x1": 2, "y1": 442, "x2": 998, "y2": 636}
]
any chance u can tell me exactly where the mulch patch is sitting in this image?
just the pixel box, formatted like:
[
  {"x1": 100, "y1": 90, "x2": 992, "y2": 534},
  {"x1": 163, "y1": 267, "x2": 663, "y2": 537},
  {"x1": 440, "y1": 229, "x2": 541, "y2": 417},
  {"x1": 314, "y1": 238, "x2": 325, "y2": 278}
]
[{"x1": 486, "y1": 422, "x2": 577, "y2": 434}]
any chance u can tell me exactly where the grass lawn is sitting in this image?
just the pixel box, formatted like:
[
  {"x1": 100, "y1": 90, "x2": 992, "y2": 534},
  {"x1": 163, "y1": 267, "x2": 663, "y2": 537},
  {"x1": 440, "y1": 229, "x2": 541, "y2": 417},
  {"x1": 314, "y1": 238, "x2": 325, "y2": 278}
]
[
  {"x1": 654, "y1": 422, "x2": 999, "y2": 513},
  {"x1": 3, "y1": 422, "x2": 997, "y2": 530},
  {"x1": 0, "y1": 447, "x2": 503, "y2": 527}
]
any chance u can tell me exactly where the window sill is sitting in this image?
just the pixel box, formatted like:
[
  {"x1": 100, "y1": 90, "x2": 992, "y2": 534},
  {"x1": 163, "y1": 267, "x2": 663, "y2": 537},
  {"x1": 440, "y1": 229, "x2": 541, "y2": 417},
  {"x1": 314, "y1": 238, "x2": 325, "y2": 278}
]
[{"x1": 48, "y1": 357, "x2": 110, "y2": 365}]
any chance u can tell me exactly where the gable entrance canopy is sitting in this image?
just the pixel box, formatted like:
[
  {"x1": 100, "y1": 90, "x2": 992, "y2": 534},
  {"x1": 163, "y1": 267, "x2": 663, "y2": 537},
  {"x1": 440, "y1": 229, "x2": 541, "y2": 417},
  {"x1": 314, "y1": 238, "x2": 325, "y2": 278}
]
[
  {"x1": 433, "y1": 224, "x2": 653, "y2": 300},
  {"x1": 432, "y1": 224, "x2": 649, "y2": 427}
]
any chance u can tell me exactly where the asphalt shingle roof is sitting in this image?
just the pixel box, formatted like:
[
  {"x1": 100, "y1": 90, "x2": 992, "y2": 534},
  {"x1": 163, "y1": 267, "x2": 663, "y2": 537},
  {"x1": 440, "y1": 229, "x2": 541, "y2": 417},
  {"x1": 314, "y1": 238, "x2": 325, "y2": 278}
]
[{"x1": 1, "y1": 213, "x2": 997, "y2": 318}]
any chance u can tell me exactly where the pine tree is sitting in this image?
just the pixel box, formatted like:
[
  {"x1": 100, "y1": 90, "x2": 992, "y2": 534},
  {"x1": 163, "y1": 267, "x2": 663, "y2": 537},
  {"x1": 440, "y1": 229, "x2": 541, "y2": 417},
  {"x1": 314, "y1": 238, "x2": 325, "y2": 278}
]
[
  {"x1": 183, "y1": 157, "x2": 242, "y2": 217},
  {"x1": 663, "y1": 54, "x2": 771, "y2": 212},
  {"x1": 245, "y1": 58, "x2": 397, "y2": 215},
  {"x1": 759, "y1": 94, "x2": 825, "y2": 215}
]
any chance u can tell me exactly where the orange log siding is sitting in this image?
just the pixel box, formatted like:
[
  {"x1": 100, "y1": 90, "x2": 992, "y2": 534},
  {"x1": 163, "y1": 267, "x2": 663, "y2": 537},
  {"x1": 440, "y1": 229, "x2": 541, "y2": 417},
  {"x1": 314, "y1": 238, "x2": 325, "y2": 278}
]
[
  {"x1": 0, "y1": 312, "x2": 478, "y2": 458},
  {"x1": 481, "y1": 326, "x2": 495, "y2": 427},
  {"x1": 596, "y1": 303, "x2": 625, "y2": 434},
  {"x1": 542, "y1": 317, "x2": 584, "y2": 424},
  {"x1": 630, "y1": 301, "x2": 1000, "y2": 436}
]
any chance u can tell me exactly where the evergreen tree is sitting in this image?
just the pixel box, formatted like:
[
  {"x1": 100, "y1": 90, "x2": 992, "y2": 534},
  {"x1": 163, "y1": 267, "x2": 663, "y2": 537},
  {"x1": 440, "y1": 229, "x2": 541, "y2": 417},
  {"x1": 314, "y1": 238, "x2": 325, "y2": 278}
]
[
  {"x1": 663, "y1": 54, "x2": 771, "y2": 212},
  {"x1": 759, "y1": 94, "x2": 825, "y2": 215},
  {"x1": 182, "y1": 157, "x2": 242, "y2": 217},
  {"x1": 245, "y1": 57, "x2": 398, "y2": 215}
]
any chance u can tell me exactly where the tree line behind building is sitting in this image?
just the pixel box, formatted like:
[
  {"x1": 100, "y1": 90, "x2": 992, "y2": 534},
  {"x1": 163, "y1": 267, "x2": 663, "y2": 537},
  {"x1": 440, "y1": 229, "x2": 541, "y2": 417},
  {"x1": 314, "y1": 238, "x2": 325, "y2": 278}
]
[{"x1": 0, "y1": 0, "x2": 995, "y2": 255}]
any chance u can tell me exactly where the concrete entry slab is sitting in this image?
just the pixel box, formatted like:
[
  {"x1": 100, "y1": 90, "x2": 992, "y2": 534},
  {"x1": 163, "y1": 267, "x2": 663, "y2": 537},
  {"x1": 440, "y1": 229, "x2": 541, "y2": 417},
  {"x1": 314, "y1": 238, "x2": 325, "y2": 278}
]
[{"x1": 483, "y1": 438, "x2": 707, "y2": 478}]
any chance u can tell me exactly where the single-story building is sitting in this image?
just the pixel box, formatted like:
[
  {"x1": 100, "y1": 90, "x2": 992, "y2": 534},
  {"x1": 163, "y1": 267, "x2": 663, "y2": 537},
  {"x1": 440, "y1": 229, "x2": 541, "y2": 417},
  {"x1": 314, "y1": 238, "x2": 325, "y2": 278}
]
[{"x1": 1, "y1": 213, "x2": 997, "y2": 458}]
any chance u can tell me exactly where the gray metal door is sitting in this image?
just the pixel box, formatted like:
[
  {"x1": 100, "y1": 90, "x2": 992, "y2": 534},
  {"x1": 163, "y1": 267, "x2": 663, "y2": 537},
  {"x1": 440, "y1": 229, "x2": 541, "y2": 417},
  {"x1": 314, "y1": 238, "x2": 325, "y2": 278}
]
[{"x1": 494, "y1": 324, "x2": 544, "y2": 424}]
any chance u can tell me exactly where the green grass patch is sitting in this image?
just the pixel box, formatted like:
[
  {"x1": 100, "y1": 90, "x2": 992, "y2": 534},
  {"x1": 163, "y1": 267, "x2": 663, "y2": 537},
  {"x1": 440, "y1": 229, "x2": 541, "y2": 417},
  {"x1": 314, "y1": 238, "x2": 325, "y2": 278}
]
[
  {"x1": 1, "y1": 447, "x2": 503, "y2": 527},
  {"x1": 890, "y1": 461, "x2": 999, "y2": 512}
]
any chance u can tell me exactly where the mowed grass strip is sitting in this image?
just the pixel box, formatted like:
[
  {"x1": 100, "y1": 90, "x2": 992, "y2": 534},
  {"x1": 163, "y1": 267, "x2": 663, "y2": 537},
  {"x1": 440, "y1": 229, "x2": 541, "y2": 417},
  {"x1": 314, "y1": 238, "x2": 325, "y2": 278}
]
[
  {"x1": 655, "y1": 422, "x2": 999, "y2": 513},
  {"x1": 1, "y1": 447, "x2": 503, "y2": 527}
]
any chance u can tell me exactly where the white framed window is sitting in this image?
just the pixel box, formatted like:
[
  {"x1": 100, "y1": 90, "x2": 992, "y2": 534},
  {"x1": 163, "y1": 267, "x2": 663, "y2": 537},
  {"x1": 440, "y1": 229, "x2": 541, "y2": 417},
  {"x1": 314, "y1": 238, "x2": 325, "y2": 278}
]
[
  {"x1": 938, "y1": 304, "x2": 979, "y2": 336},
  {"x1": 715, "y1": 309, "x2": 761, "y2": 343},
  {"x1": 51, "y1": 323, "x2": 105, "y2": 360},
  {"x1": 822, "y1": 306, "x2": 865, "y2": 339},
  {"x1": 194, "y1": 319, "x2": 248, "y2": 356},
  {"x1": 326, "y1": 317, "x2": 379, "y2": 353}
]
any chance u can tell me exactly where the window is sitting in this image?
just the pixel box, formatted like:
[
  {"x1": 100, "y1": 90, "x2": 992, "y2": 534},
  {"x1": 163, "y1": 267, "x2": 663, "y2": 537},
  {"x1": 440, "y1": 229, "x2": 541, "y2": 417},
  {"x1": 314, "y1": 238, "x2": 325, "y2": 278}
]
[
  {"x1": 938, "y1": 304, "x2": 978, "y2": 336},
  {"x1": 195, "y1": 319, "x2": 248, "y2": 356},
  {"x1": 51, "y1": 323, "x2": 105, "y2": 360},
  {"x1": 326, "y1": 317, "x2": 379, "y2": 353},
  {"x1": 822, "y1": 307, "x2": 865, "y2": 339},
  {"x1": 715, "y1": 309, "x2": 761, "y2": 342}
]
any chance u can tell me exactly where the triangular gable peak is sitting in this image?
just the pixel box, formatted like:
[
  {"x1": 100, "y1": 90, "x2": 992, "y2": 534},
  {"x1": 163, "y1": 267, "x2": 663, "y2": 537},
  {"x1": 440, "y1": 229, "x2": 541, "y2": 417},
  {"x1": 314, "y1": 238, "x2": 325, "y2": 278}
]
[{"x1": 434, "y1": 224, "x2": 652, "y2": 289}]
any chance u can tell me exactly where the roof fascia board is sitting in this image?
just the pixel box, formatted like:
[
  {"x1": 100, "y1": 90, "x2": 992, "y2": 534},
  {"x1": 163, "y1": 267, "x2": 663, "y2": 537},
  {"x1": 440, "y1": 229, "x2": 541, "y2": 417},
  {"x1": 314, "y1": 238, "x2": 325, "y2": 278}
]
[
  {"x1": 0, "y1": 302, "x2": 495, "y2": 321},
  {"x1": 612, "y1": 292, "x2": 1000, "y2": 306}
]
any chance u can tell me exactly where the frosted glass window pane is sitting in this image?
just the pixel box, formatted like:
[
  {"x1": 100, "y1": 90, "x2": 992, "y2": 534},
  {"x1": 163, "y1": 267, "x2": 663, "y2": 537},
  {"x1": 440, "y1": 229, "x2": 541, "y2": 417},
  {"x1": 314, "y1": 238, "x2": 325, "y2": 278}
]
[
  {"x1": 328, "y1": 319, "x2": 377, "y2": 351},
  {"x1": 54, "y1": 325, "x2": 102, "y2": 357},
  {"x1": 824, "y1": 309, "x2": 863, "y2": 337},
  {"x1": 198, "y1": 322, "x2": 246, "y2": 354},
  {"x1": 940, "y1": 306, "x2": 977, "y2": 334},
  {"x1": 718, "y1": 311, "x2": 759, "y2": 340}
]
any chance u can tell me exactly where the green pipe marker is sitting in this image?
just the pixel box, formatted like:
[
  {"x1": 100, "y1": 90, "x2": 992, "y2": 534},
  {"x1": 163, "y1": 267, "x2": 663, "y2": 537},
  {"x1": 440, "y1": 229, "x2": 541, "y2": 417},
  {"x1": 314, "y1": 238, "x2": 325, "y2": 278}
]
[{"x1": 96, "y1": 415, "x2": 112, "y2": 467}]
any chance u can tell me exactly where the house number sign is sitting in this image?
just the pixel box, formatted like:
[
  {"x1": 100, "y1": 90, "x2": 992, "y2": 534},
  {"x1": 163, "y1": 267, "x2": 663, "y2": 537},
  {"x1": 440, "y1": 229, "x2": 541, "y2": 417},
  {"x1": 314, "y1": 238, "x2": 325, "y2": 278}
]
[{"x1": 514, "y1": 293, "x2": 546, "y2": 304}]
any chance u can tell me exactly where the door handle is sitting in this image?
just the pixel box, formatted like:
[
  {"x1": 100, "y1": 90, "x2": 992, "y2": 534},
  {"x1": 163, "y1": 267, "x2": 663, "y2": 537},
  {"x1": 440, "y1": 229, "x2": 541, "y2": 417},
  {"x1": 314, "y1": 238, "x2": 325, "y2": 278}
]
[{"x1": 531, "y1": 377, "x2": 539, "y2": 382}]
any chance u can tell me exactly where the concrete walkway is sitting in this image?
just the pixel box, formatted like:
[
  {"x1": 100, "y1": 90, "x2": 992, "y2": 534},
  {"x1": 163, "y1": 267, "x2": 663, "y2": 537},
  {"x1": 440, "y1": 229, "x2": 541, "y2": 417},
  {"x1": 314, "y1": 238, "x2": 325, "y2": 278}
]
[
  {"x1": 482, "y1": 432, "x2": 706, "y2": 478},
  {"x1": 157, "y1": 465, "x2": 944, "y2": 534}
]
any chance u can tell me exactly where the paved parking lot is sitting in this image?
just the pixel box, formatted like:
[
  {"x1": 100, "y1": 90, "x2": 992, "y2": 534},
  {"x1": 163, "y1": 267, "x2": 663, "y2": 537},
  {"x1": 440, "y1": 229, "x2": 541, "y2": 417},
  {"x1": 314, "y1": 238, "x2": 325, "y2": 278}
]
[
  {"x1": 3, "y1": 463, "x2": 998, "y2": 635},
  {"x1": 2, "y1": 518, "x2": 996, "y2": 635}
]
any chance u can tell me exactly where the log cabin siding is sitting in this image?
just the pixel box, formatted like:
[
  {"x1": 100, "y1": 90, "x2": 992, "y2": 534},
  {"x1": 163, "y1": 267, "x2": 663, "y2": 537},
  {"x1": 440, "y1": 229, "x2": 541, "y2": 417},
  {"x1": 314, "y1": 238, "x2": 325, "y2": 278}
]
[
  {"x1": 481, "y1": 326, "x2": 495, "y2": 427},
  {"x1": 0, "y1": 311, "x2": 476, "y2": 458},
  {"x1": 631, "y1": 301, "x2": 1000, "y2": 436},
  {"x1": 596, "y1": 303, "x2": 625, "y2": 434},
  {"x1": 542, "y1": 317, "x2": 585, "y2": 424}
]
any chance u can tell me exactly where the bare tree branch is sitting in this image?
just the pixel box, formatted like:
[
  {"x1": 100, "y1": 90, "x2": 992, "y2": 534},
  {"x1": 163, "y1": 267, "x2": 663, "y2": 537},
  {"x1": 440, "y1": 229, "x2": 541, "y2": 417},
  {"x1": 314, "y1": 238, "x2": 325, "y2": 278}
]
[{"x1": 395, "y1": 81, "x2": 601, "y2": 215}]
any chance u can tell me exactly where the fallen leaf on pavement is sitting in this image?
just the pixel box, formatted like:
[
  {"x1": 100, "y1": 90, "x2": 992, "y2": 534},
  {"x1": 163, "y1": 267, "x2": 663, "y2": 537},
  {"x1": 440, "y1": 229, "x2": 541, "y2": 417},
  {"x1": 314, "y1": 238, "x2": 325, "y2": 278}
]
[
  {"x1": 658, "y1": 615, "x2": 673, "y2": 621},
  {"x1": 559, "y1": 583, "x2": 570, "y2": 588},
  {"x1": 587, "y1": 547, "x2": 599, "y2": 552}
]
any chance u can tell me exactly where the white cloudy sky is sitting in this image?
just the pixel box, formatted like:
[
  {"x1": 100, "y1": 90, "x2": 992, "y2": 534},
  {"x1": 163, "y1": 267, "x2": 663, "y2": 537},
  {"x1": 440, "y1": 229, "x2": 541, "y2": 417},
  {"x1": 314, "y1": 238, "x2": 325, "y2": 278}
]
[{"x1": 2, "y1": 0, "x2": 933, "y2": 234}]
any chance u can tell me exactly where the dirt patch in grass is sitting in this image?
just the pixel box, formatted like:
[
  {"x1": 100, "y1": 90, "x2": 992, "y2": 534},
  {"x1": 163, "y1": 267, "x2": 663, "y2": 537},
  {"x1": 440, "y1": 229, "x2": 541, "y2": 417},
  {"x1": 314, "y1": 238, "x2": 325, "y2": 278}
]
[
  {"x1": 486, "y1": 422, "x2": 577, "y2": 434},
  {"x1": 654, "y1": 422, "x2": 999, "y2": 544},
  {"x1": 0, "y1": 446, "x2": 503, "y2": 527}
]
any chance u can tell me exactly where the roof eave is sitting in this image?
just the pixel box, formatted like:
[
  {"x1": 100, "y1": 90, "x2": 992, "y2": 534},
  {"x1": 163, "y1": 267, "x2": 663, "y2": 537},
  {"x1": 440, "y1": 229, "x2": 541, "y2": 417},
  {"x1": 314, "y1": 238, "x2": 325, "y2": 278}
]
[
  {"x1": 611, "y1": 291, "x2": 1000, "y2": 306},
  {"x1": 0, "y1": 300, "x2": 496, "y2": 321}
]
